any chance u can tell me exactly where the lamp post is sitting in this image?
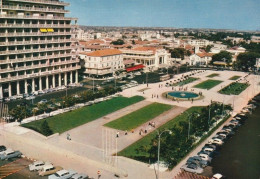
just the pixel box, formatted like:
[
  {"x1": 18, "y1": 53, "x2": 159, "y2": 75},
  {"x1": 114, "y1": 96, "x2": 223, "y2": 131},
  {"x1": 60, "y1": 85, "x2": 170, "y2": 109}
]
[
  {"x1": 156, "y1": 129, "x2": 172, "y2": 179},
  {"x1": 27, "y1": 84, "x2": 34, "y2": 104},
  {"x1": 61, "y1": 78, "x2": 68, "y2": 97},
  {"x1": 183, "y1": 111, "x2": 200, "y2": 139}
]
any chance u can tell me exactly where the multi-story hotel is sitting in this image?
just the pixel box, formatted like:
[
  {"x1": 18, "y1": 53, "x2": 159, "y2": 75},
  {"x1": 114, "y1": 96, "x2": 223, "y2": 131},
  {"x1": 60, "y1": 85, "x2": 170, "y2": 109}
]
[{"x1": 0, "y1": 0, "x2": 80, "y2": 99}]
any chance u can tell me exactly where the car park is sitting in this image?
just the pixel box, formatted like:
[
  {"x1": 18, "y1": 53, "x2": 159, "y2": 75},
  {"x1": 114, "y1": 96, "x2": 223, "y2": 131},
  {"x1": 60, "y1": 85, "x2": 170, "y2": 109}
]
[
  {"x1": 186, "y1": 156, "x2": 209, "y2": 168},
  {"x1": 48, "y1": 169, "x2": 77, "y2": 179},
  {"x1": 0, "y1": 150, "x2": 22, "y2": 160},
  {"x1": 71, "y1": 173, "x2": 89, "y2": 179},
  {"x1": 181, "y1": 163, "x2": 203, "y2": 174},
  {"x1": 38, "y1": 164, "x2": 63, "y2": 176},
  {"x1": 29, "y1": 161, "x2": 52, "y2": 171}
]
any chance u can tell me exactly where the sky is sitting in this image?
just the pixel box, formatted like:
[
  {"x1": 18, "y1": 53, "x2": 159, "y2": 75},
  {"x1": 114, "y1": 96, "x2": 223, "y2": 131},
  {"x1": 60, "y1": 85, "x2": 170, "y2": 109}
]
[{"x1": 66, "y1": 0, "x2": 260, "y2": 31}]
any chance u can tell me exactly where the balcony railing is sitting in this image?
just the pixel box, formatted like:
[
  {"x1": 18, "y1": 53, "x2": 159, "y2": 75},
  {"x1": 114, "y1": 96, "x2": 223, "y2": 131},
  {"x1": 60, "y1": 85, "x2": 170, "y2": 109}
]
[
  {"x1": 5, "y1": 0, "x2": 70, "y2": 6},
  {"x1": 0, "y1": 23, "x2": 76, "y2": 28},
  {"x1": 0, "y1": 14, "x2": 77, "y2": 21},
  {"x1": 0, "y1": 39, "x2": 75, "y2": 46},
  {"x1": 2, "y1": 5, "x2": 69, "y2": 13},
  {"x1": 0, "y1": 46, "x2": 74, "y2": 55},
  {"x1": 0, "y1": 59, "x2": 80, "y2": 74},
  {"x1": 0, "y1": 66, "x2": 80, "y2": 83},
  {"x1": 0, "y1": 53, "x2": 74, "y2": 64},
  {"x1": 0, "y1": 31, "x2": 72, "y2": 37}
]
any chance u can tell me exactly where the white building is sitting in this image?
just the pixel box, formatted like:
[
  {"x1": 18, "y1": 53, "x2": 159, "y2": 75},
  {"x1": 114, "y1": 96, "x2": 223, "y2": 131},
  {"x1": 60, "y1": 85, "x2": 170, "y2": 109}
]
[
  {"x1": 80, "y1": 49, "x2": 124, "y2": 77},
  {"x1": 122, "y1": 47, "x2": 171, "y2": 71},
  {"x1": 189, "y1": 53, "x2": 214, "y2": 66},
  {"x1": 187, "y1": 39, "x2": 213, "y2": 47},
  {"x1": 0, "y1": 0, "x2": 79, "y2": 99},
  {"x1": 226, "y1": 46, "x2": 246, "y2": 55},
  {"x1": 251, "y1": 36, "x2": 260, "y2": 43}
]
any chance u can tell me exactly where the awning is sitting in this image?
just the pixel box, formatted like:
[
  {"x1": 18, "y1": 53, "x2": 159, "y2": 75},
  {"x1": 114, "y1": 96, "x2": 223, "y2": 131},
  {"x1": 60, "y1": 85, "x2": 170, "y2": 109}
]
[
  {"x1": 126, "y1": 64, "x2": 145, "y2": 72},
  {"x1": 47, "y1": 28, "x2": 54, "y2": 32},
  {"x1": 40, "y1": 28, "x2": 47, "y2": 32}
]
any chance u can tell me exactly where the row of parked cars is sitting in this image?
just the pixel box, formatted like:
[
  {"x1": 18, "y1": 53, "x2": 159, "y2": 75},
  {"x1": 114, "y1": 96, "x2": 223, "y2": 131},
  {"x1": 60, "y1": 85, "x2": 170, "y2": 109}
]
[
  {"x1": 180, "y1": 97, "x2": 259, "y2": 177},
  {"x1": 120, "y1": 80, "x2": 139, "y2": 90},
  {"x1": 0, "y1": 145, "x2": 91, "y2": 179}
]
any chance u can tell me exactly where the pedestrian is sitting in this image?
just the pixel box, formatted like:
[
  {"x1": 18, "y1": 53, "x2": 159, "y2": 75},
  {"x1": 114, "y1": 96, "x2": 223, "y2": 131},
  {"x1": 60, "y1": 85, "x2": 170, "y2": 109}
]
[
  {"x1": 143, "y1": 91, "x2": 144, "y2": 94},
  {"x1": 166, "y1": 94, "x2": 168, "y2": 98},
  {"x1": 125, "y1": 130, "x2": 128, "y2": 135},
  {"x1": 144, "y1": 129, "x2": 147, "y2": 133},
  {"x1": 139, "y1": 130, "x2": 142, "y2": 135},
  {"x1": 116, "y1": 131, "x2": 119, "y2": 138},
  {"x1": 67, "y1": 133, "x2": 71, "y2": 140},
  {"x1": 131, "y1": 129, "x2": 134, "y2": 133},
  {"x1": 192, "y1": 98, "x2": 194, "y2": 104},
  {"x1": 157, "y1": 95, "x2": 159, "y2": 98}
]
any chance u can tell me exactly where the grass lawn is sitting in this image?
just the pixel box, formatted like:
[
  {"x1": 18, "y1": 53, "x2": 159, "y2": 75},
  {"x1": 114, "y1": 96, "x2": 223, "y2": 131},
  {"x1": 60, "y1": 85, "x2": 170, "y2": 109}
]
[
  {"x1": 118, "y1": 106, "x2": 203, "y2": 160},
  {"x1": 104, "y1": 103, "x2": 172, "y2": 131},
  {"x1": 193, "y1": 79, "x2": 223, "y2": 89},
  {"x1": 229, "y1": 76, "x2": 241, "y2": 80},
  {"x1": 174, "y1": 77, "x2": 199, "y2": 86},
  {"x1": 207, "y1": 73, "x2": 219, "y2": 78},
  {"x1": 22, "y1": 96, "x2": 144, "y2": 135},
  {"x1": 219, "y1": 82, "x2": 249, "y2": 95}
]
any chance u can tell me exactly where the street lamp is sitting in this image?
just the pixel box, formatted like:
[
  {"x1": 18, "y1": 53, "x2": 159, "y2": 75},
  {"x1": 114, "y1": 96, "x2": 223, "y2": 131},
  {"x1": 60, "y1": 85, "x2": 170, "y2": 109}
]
[
  {"x1": 156, "y1": 129, "x2": 172, "y2": 179},
  {"x1": 183, "y1": 111, "x2": 200, "y2": 139},
  {"x1": 61, "y1": 78, "x2": 68, "y2": 97}
]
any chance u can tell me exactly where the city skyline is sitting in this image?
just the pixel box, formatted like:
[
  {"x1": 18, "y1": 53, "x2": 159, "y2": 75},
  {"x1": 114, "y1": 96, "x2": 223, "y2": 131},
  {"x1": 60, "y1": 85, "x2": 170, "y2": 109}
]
[{"x1": 67, "y1": 0, "x2": 260, "y2": 31}]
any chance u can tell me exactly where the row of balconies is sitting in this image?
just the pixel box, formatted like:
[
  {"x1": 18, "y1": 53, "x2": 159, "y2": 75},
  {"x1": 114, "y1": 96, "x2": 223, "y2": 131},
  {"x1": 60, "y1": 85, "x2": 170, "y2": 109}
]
[
  {"x1": 0, "y1": 14, "x2": 77, "y2": 21},
  {"x1": 0, "y1": 66, "x2": 80, "y2": 83},
  {"x1": 0, "y1": 53, "x2": 76, "y2": 64},
  {"x1": 0, "y1": 38, "x2": 75, "y2": 46},
  {"x1": 0, "y1": 59, "x2": 79, "y2": 74},
  {"x1": 0, "y1": 31, "x2": 72, "y2": 37},
  {"x1": 2, "y1": 5, "x2": 69, "y2": 13},
  {"x1": 0, "y1": 23, "x2": 76, "y2": 28},
  {"x1": 0, "y1": 46, "x2": 74, "y2": 55},
  {"x1": 6, "y1": 0, "x2": 70, "y2": 6}
]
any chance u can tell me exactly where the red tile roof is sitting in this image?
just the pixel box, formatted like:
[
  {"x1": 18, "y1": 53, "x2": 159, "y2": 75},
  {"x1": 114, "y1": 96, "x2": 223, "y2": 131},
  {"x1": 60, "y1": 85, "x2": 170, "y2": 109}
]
[
  {"x1": 86, "y1": 49, "x2": 122, "y2": 57},
  {"x1": 196, "y1": 52, "x2": 214, "y2": 58}
]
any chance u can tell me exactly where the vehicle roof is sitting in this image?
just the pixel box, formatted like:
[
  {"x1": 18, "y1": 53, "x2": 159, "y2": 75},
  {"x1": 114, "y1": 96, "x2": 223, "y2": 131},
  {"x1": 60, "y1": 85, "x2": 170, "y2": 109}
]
[
  {"x1": 56, "y1": 169, "x2": 68, "y2": 176},
  {"x1": 213, "y1": 173, "x2": 223, "y2": 178},
  {"x1": 34, "y1": 161, "x2": 44, "y2": 165},
  {"x1": 5, "y1": 150, "x2": 15, "y2": 154},
  {"x1": 43, "y1": 164, "x2": 54, "y2": 170}
]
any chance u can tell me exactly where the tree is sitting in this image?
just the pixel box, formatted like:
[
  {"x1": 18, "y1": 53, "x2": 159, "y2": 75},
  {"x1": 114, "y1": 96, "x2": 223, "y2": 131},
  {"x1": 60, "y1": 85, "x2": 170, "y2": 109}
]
[
  {"x1": 234, "y1": 52, "x2": 260, "y2": 71},
  {"x1": 110, "y1": 39, "x2": 125, "y2": 45},
  {"x1": 170, "y1": 48, "x2": 191, "y2": 60},
  {"x1": 9, "y1": 105, "x2": 30, "y2": 122},
  {"x1": 205, "y1": 45, "x2": 213, "y2": 53},
  {"x1": 41, "y1": 120, "x2": 53, "y2": 136},
  {"x1": 211, "y1": 51, "x2": 232, "y2": 65}
]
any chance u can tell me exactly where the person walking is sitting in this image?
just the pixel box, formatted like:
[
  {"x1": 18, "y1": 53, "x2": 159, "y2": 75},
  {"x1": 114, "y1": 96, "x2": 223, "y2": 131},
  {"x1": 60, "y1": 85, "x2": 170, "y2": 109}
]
[{"x1": 116, "y1": 131, "x2": 119, "y2": 138}]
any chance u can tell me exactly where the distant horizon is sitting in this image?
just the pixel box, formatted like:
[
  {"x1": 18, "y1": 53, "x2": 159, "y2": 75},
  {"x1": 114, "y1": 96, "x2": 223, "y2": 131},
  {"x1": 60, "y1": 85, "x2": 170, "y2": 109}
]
[{"x1": 66, "y1": 0, "x2": 260, "y2": 31}]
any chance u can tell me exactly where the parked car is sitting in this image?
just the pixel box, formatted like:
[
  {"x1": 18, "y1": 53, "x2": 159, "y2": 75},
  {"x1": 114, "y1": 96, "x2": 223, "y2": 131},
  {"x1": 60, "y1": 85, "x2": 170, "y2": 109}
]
[
  {"x1": 186, "y1": 156, "x2": 209, "y2": 168},
  {"x1": 29, "y1": 161, "x2": 51, "y2": 171},
  {"x1": 38, "y1": 164, "x2": 63, "y2": 176},
  {"x1": 48, "y1": 169, "x2": 77, "y2": 179},
  {"x1": 198, "y1": 153, "x2": 212, "y2": 162},
  {"x1": 212, "y1": 173, "x2": 226, "y2": 179},
  {"x1": 208, "y1": 138, "x2": 223, "y2": 146},
  {"x1": 0, "y1": 150, "x2": 22, "y2": 160},
  {"x1": 26, "y1": 96, "x2": 35, "y2": 100},
  {"x1": 39, "y1": 99, "x2": 48, "y2": 104},
  {"x1": 0, "y1": 145, "x2": 6, "y2": 152},
  {"x1": 71, "y1": 173, "x2": 89, "y2": 179},
  {"x1": 181, "y1": 163, "x2": 203, "y2": 174}
]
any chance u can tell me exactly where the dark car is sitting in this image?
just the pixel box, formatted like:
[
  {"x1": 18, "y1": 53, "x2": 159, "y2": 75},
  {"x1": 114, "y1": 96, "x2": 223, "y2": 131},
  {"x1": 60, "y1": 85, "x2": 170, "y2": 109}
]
[
  {"x1": 0, "y1": 146, "x2": 6, "y2": 152},
  {"x1": 186, "y1": 156, "x2": 209, "y2": 168}
]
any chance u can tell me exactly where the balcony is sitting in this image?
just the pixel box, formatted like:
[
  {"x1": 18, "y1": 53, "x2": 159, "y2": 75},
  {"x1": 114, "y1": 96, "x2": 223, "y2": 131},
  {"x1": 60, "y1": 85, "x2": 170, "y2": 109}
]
[
  {"x1": 2, "y1": 5, "x2": 69, "y2": 13},
  {"x1": 5, "y1": 0, "x2": 70, "y2": 6},
  {"x1": 0, "y1": 46, "x2": 74, "y2": 55},
  {"x1": 0, "y1": 23, "x2": 77, "y2": 28},
  {"x1": 0, "y1": 31, "x2": 72, "y2": 37},
  {"x1": 0, "y1": 66, "x2": 81, "y2": 83},
  {"x1": 0, "y1": 39, "x2": 76, "y2": 46},
  {"x1": 0, "y1": 59, "x2": 80, "y2": 74},
  {"x1": 0, "y1": 14, "x2": 77, "y2": 21},
  {"x1": 0, "y1": 53, "x2": 74, "y2": 64}
]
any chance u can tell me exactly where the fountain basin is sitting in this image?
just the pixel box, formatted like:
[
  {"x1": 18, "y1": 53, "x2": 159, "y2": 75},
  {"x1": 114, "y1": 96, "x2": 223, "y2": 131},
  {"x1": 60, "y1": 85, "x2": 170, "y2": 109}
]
[{"x1": 167, "y1": 91, "x2": 199, "y2": 99}]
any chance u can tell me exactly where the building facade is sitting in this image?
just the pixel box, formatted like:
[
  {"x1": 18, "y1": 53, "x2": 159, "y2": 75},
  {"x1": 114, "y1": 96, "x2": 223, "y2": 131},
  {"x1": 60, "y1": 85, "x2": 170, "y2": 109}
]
[
  {"x1": 0, "y1": 0, "x2": 80, "y2": 99},
  {"x1": 80, "y1": 49, "x2": 124, "y2": 77},
  {"x1": 189, "y1": 53, "x2": 213, "y2": 66}
]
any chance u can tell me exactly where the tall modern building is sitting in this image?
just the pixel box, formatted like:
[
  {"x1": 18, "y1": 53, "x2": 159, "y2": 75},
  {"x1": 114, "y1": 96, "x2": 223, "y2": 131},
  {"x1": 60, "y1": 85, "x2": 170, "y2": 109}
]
[{"x1": 0, "y1": 0, "x2": 80, "y2": 99}]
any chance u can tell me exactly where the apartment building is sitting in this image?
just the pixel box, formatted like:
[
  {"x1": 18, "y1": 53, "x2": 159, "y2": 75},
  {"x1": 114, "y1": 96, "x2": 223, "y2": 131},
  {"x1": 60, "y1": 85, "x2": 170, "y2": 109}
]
[
  {"x1": 0, "y1": 0, "x2": 80, "y2": 99},
  {"x1": 122, "y1": 47, "x2": 170, "y2": 71},
  {"x1": 187, "y1": 39, "x2": 213, "y2": 47},
  {"x1": 80, "y1": 49, "x2": 124, "y2": 77}
]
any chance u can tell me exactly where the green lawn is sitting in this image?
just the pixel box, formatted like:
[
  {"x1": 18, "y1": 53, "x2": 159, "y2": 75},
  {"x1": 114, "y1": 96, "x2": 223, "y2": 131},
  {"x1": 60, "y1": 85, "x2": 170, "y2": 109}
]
[
  {"x1": 219, "y1": 82, "x2": 250, "y2": 95},
  {"x1": 104, "y1": 103, "x2": 172, "y2": 131},
  {"x1": 118, "y1": 107, "x2": 203, "y2": 159},
  {"x1": 193, "y1": 79, "x2": 223, "y2": 89},
  {"x1": 229, "y1": 76, "x2": 241, "y2": 80},
  {"x1": 22, "y1": 96, "x2": 145, "y2": 135},
  {"x1": 174, "y1": 77, "x2": 199, "y2": 86},
  {"x1": 207, "y1": 73, "x2": 219, "y2": 78}
]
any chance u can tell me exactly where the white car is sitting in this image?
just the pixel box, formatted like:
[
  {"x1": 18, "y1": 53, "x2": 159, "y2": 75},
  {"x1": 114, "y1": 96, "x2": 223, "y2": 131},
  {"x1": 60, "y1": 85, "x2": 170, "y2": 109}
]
[
  {"x1": 208, "y1": 138, "x2": 223, "y2": 145},
  {"x1": 26, "y1": 96, "x2": 35, "y2": 100},
  {"x1": 48, "y1": 169, "x2": 77, "y2": 179},
  {"x1": 29, "y1": 161, "x2": 51, "y2": 171},
  {"x1": 199, "y1": 153, "x2": 212, "y2": 162}
]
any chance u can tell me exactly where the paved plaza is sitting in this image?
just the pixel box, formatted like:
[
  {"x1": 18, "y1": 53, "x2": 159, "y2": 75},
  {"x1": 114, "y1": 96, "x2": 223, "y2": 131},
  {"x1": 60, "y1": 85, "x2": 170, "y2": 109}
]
[{"x1": 1, "y1": 70, "x2": 259, "y2": 179}]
